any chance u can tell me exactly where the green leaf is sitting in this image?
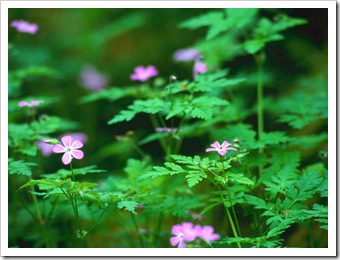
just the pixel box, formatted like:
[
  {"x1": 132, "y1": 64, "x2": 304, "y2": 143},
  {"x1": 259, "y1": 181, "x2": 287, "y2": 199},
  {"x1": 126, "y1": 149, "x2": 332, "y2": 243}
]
[
  {"x1": 229, "y1": 173, "x2": 254, "y2": 186},
  {"x1": 186, "y1": 171, "x2": 207, "y2": 187},
  {"x1": 79, "y1": 87, "x2": 129, "y2": 104},
  {"x1": 42, "y1": 165, "x2": 106, "y2": 179},
  {"x1": 179, "y1": 11, "x2": 224, "y2": 30},
  {"x1": 185, "y1": 96, "x2": 228, "y2": 120},
  {"x1": 108, "y1": 98, "x2": 164, "y2": 124},
  {"x1": 8, "y1": 158, "x2": 37, "y2": 176},
  {"x1": 117, "y1": 200, "x2": 139, "y2": 215}
]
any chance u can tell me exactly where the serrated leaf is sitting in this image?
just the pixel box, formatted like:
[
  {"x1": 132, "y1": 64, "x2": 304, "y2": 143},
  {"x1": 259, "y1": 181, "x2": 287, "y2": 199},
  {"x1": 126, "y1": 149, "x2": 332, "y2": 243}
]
[
  {"x1": 108, "y1": 98, "x2": 164, "y2": 124},
  {"x1": 186, "y1": 171, "x2": 207, "y2": 187},
  {"x1": 179, "y1": 11, "x2": 224, "y2": 30},
  {"x1": 229, "y1": 173, "x2": 254, "y2": 186},
  {"x1": 8, "y1": 158, "x2": 37, "y2": 176},
  {"x1": 117, "y1": 200, "x2": 139, "y2": 215}
]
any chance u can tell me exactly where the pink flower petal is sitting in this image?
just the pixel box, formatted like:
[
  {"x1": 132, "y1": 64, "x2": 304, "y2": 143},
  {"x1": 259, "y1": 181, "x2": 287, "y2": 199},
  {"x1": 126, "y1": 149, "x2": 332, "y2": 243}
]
[
  {"x1": 53, "y1": 144, "x2": 67, "y2": 153},
  {"x1": 211, "y1": 141, "x2": 221, "y2": 149},
  {"x1": 221, "y1": 141, "x2": 230, "y2": 149},
  {"x1": 62, "y1": 152, "x2": 72, "y2": 165},
  {"x1": 61, "y1": 136, "x2": 72, "y2": 148},
  {"x1": 226, "y1": 147, "x2": 237, "y2": 151},
  {"x1": 178, "y1": 240, "x2": 186, "y2": 248},
  {"x1": 70, "y1": 140, "x2": 83, "y2": 150},
  {"x1": 170, "y1": 236, "x2": 180, "y2": 247},
  {"x1": 171, "y1": 225, "x2": 182, "y2": 236},
  {"x1": 18, "y1": 101, "x2": 28, "y2": 107},
  {"x1": 218, "y1": 150, "x2": 227, "y2": 156},
  {"x1": 206, "y1": 148, "x2": 217, "y2": 152},
  {"x1": 71, "y1": 149, "x2": 84, "y2": 160}
]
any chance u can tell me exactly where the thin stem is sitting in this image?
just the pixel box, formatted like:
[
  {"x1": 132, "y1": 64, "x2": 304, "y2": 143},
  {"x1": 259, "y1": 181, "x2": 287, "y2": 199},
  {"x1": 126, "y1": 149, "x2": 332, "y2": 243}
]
[
  {"x1": 225, "y1": 185, "x2": 242, "y2": 237},
  {"x1": 28, "y1": 176, "x2": 43, "y2": 223},
  {"x1": 256, "y1": 50, "x2": 265, "y2": 175},
  {"x1": 217, "y1": 185, "x2": 241, "y2": 248},
  {"x1": 131, "y1": 213, "x2": 144, "y2": 248},
  {"x1": 87, "y1": 203, "x2": 111, "y2": 234}
]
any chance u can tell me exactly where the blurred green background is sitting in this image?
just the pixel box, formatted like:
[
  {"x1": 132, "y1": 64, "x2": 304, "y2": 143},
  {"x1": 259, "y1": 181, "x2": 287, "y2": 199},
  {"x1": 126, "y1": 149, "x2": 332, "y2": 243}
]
[{"x1": 8, "y1": 8, "x2": 328, "y2": 248}]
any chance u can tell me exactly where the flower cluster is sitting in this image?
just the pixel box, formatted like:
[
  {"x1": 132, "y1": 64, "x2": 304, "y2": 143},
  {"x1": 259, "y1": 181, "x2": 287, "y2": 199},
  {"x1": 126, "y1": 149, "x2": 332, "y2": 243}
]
[
  {"x1": 173, "y1": 48, "x2": 207, "y2": 79},
  {"x1": 170, "y1": 222, "x2": 220, "y2": 248},
  {"x1": 11, "y1": 20, "x2": 39, "y2": 34}
]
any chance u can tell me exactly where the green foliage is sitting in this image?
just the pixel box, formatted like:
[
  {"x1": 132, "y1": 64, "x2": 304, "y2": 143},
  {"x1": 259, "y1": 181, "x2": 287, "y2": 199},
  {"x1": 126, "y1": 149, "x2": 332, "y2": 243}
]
[
  {"x1": 244, "y1": 15, "x2": 307, "y2": 54},
  {"x1": 108, "y1": 98, "x2": 164, "y2": 124},
  {"x1": 180, "y1": 9, "x2": 258, "y2": 40},
  {"x1": 42, "y1": 166, "x2": 107, "y2": 179},
  {"x1": 8, "y1": 158, "x2": 37, "y2": 176},
  {"x1": 117, "y1": 200, "x2": 139, "y2": 215},
  {"x1": 8, "y1": 66, "x2": 59, "y2": 97}
]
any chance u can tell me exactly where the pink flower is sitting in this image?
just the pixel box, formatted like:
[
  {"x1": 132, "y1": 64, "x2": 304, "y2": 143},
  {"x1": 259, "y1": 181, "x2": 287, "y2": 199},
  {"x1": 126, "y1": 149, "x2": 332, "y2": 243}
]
[
  {"x1": 170, "y1": 222, "x2": 197, "y2": 248},
  {"x1": 193, "y1": 60, "x2": 207, "y2": 79},
  {"x1": 130, "y1": 65, "x2": 158, "y2": 82},
  {"x1": 18, "y1": 100, "x2": 42, "y2": 107},
  {"x1": 206, "y1": 141, "x2": 237, "y2": 156},
  {"x1": 194, "y1": 225, "x2": 220, "y2": 242},
  {"x1": 53, "y1": 136, "x2": 84, "y2": 165},
  {"x1": 79, "y1": 65, "x2": 108, "y2": 91},
  {"x1": 173, "y1": 48, "x2": 207, "y2": 79},
  {"x1": 173, "y1": 48, "x2": 201, "y2": 61},
  {"x1": 11, "y1": 20, "x2": 38, "y2": 34}
]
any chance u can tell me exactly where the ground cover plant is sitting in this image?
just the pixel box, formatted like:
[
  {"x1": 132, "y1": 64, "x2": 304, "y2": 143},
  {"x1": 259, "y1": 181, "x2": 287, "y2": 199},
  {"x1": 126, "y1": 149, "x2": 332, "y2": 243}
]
[{"x1": 8, "y1": 8, "x2": 328, "y2": 249}]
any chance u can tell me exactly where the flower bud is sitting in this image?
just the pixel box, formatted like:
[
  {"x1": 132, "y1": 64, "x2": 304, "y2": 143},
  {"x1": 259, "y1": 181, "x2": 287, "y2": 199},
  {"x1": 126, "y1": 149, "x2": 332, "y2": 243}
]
[{"x1": 43, "y1": 139, "x2": 60, "y2": 145}]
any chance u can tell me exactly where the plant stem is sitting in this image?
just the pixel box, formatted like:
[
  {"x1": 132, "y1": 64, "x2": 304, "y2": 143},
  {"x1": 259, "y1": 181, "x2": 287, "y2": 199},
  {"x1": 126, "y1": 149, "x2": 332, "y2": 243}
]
[
  {"x1": 217, "y1": 185, "x2": 241, "y2": 248},
  {"x1": 69, "y1": 163, "x2": 85, "y2": 247},
  {"x1": 131, "y1": 213, "x2": 144, "y2": 248},
  {"x1": 256, "y1": 50, "x2": 265, "y2": 175}
]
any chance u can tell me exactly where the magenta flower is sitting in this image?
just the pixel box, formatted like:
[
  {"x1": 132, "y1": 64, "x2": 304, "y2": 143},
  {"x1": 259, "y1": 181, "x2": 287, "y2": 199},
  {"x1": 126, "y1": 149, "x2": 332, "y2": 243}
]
[
  {"x1": 170, "y1": 222, "x2": 197, "y2": 248},
  {"x1": 173, "y1": 48, "x2": 201, "y2": 61},
  {"x1": 193, "y1": 60, "x2": 207, "y2": 79},
  {"x1": 53, "y1": 136, "x2": 84, "y2": 165},
  {"x1": 79, "y1": 65, "x2": 108, "y2": 91},
  {"x1": 173, "y1": 48, "x2": 207, "y2": 79},
  {"x1": 18, "y1": 100, "x2": 42, "y2": 107},
  {"x1": 206, "y1": 141, "x2": 237, "y2": 156},
  {"x1": 195, "y1": 225, "x2": 220, "y2": 242},
  {"x1": 11, "y1": 20, "x2": 38, "y2": 34},
  {"x1": 130, "y1": 65, "x2": 158, "y2": 82}
]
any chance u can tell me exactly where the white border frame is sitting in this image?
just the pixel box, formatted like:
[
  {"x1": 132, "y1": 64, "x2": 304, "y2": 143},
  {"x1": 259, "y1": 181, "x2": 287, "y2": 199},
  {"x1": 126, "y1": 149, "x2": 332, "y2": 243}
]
[{"x1": 1, "y1": 1, "x2": 336, "y2": 257}]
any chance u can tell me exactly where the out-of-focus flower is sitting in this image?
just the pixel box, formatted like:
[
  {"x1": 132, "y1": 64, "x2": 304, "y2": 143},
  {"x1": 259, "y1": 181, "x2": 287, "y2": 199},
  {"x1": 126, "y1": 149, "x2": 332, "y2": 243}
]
[
  {"x1": 206, "y1": 141, "x2": 237, "y2": 156},
  {"x1": 173, "y1": 48, "x2": 201, "y2": 61},
  {"x1": 11, "y1": 20, "x2": 39, "y2": 34},
  {"x1": 195, "y1": 225, "x2": 220, "y2": 242},
  {"x1": 53, "y1": 136, "x2": 84, "y2": 165},
  {"x1": 170, "y1": 222, "x2": 197, "y2": 248},
  {"x1": 193, "y1": 60, "x2": 207, "y2": 79},
  {"x1": 38, "y1": 140, "x2": 55, "y2": 156},
  {"x1": 130, "y1": 65, "x2": 158, "y2": 82},
  {"x1": 156, "y1": 127, "x2": 178, "y2": 133},
  {"x1": 173, "y1": 48, "x2": 207, "y2": 79},
  {"x1": 18, "y1": 100, "x2": 43, "y2": 107},
  {"x1": 79, "y1": 65, "x2": 108, "y2": 91}
]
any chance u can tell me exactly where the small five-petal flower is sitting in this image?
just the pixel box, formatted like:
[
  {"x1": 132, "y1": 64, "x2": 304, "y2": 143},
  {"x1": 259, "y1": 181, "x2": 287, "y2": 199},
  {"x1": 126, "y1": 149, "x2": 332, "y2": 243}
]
[
  {"x1": 53, "y1": 136, "x2": 84, "y2": 165},
  {"x1": 206, "y1": 141, "x2": 237, "y2": 156},
  {"x1": 130, "y1": 65, "x2": 158, "y2": 82}
]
